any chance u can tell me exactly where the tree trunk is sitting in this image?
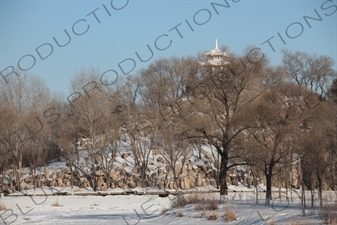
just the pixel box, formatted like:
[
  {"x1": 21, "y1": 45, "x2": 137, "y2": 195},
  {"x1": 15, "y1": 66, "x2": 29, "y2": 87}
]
[
  {"x1": 1, "y1": 169, "x2": 4, "y2": 198},
  {"x1": 33, "y1": 168, "x2": 37, "y2": 196},
  {"x1": 265, "y1": 170, "x2": 272, "y2": 206},
  {"x1": 70, "y1": 163, "x2": 74, "y2": 196},
  {"x1": 252, "y1": 167, "x2": 259, "y2": 204},
  {"x1": 318, "y1": 176, "x2": 323, "y2": 208},
  {"x1": 310, "y1": 189, "x2": 314, "y2": 208},
  {"x1": 219, "y1": 154, "x2": 228, "y2": 197},
  {"x1": 301, "y1": 181, "x2": 306, "y2": 207}
]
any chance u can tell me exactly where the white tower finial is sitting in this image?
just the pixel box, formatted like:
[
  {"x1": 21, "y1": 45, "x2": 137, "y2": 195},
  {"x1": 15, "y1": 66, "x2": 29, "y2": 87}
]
[{"x1": 215, "y1": 39, "x2": 218, "y2": 49}]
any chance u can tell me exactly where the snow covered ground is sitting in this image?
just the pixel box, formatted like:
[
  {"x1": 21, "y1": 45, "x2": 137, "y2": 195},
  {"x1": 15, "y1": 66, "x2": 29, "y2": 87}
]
[{"x1": 1, "y1": 188, "x2": 333, "y2": 225}]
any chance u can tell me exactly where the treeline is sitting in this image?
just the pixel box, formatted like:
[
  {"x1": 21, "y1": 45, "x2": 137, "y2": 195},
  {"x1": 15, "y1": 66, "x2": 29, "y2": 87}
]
[{"x1": 0, "y1": 47, "x2": 337, "y2": 207}]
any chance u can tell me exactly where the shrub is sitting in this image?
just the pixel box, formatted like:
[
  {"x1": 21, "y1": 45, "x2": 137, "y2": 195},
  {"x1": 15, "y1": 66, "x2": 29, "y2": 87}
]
[
  {"x1": 51, "y1": 199, "x2": 63, "y2": 207},
  {"x1": 319, "y1": 205, "x2": 337, "y2": 225},
  {"x1": 170, "y1": 192, "x2": 204, "y2": 208},
  {"x1": 290, "y1": 220, "x2": 311, "y2": 225},
  {"x1": 206, "y1": 200, "x2": 219, "y2": 210},
  {"x1": 195, "y1": 200, "x2": 218, "y2": 211},
  {"x1": 161, "y1": 207, "x2": 169, "y2": 215},
  {"x1": 0, "y1": 203, "x2": 7, "y2": 211},
  {"x1": 207, "y1": 212, "x2": 218, "y2": 221},
  {"x1": 201, "y1": 210, "x2": 207, "y2": 218},
  {"x1": 225, "y1": 207, "x2": 237, "y2": 222},
  {"x1": 195, "y1": 204, "x2": 205, "y2": 211}
]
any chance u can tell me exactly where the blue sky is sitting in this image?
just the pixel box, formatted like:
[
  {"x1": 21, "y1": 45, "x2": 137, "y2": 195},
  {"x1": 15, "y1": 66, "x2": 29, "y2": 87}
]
[{"x1": 1, "y1": 0, "x2": 336, "y2": 97}]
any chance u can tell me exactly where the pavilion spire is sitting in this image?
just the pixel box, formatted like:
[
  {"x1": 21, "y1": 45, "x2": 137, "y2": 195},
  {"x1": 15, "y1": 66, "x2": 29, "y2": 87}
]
[{"x1": 215, "y1": 39, "x2": 218, "y2": 49}]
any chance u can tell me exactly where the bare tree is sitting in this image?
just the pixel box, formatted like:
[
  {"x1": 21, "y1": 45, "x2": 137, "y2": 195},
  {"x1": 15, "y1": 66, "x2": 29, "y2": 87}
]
[
  {"x1": 66, "y1": 68, "x2": 123, "y2": 191},
  {"x1": 0, "y1": 72, "x2": 50, "y2": 191},
  {"x1": 282, "y1": 50, "x2": 337, "y2": 97},
  {"x1": 299, "y1": 100, "x2": 336, "y2": 207},
  {"x1": 179, "y1": 47, "x2": 267, "y2": 198}
]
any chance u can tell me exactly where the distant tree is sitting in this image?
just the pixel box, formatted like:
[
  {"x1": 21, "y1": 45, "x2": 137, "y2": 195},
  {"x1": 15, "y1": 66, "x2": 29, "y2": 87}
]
[
  {"x1": 247, "y1": 82, "x2": 303, "y2": 206},
  {"x1": 299, "y1": 101, "x2": 336, "y2": 207},
  {"x1": 282, "y1": 50, "x2": 336, "y2": 97},
  {"x1": 328, "y1": 78, "x2": 337, "y2": 103},
  {"x1": 67, "y1": 68, "x2": 123, "y2": 191},
  {"x1": 181, "y1": 47, "x2": 267, "y2": 198},
  {"x1": 0, "y1": 72, "x2": 50, "y2": 191}
]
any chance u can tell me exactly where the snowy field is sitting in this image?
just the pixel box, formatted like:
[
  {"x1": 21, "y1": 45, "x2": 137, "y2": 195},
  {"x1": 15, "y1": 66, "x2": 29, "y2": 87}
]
[{"x1": 1, "y1": 188, "x2": 334, "y2": 225}]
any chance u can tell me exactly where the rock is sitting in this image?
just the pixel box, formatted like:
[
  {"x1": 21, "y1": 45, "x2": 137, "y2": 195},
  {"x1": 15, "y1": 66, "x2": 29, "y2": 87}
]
[
  {"x1": 110, "y1": 171, "x2": 116, "y2": 176},
  {"x1": 64, "y1": 168, "x2": 71, "y2": 174},
  {"x1": 188, "y1": 171, "x2": 196, "y2": 176},
  {"x1": 101, "y1": 184, "x2": 108, "y2": 191},
  {"x1": 155, "y1": 177, "x2": 163, "y2": 186},
  {"x1": 57, "y1": 171, "x2": 64, "y2": 178},
  {"x1": 157, "y1": 183, "x2": 164, "y2": 189},
  {"x1": 97, "y1": 177, "x2": 104, "y2": 187},
  {"x1": 64, "y1": 179, "x2": 71, "y2": 187},
  {"x1": 153, "y1": 149, "x2": 161, "y2": 155},
  {"x1": 57, "y1": 178, "x2": 63, "y2": 186},
  {"x1": 122, "y1": 153, "x2": 131, "y2": 159},
  {"x1": 136, "y1": 181, "x2": 143, "y2": 187},
  {"x1": 174, "y1": 164, "x2": 182, "y2": 175},
  {"x1": 51, "y1": 172, "x2": 57, "y2": 179},
  {"x1": 50, "y1": 179, "x2": 56, "y2": 186},
  {"x1": 128, "y1": 181, "x2": 136, "y2": 188},
  {"x1": 205, "y1": 153, "x2": 213, "y2": 160},
  {"x1": 44, "y1": 168, "x2": 50, "y2": 178},
  {"x1": 193, "y1": 167, "x2": 200, "y2": 173},
  {"x1": 187, "y1": 163, "x2": 193, "y2": 171},
  {"x1": 43, "y1": 179, "x2": 50, "y2": 186},
  {"x1": 92, "y1": 153, "x2": 102, "y2": 164},
  {"x1": 201, "y1": 165, "x2": 208, "y2": 172},
  {"x1": 182, "y1": 165, "x2": 188, "y2": 176},
  {"x1": 158, "y1": 167, "x2": 164, "y2": 176},
  {"x1": 169, "y1": 182, "x2": 175, "y2": 189},
  {"x1": 117, "y1": 179, "x2": 124, "y2": 188},
  {"x1": 196, "y1": 173, "x2": 203, "y2": 187},
  {"x1": 24, "y1": 177, "x2": 32, "y2": 183},
  {"x1": 122, "y1": 162, "x2": 128, "y2": 167},
  {"x1": 132, "y1": 167, "x2": 139, "y2": 174},
  {"x1": 180, "y1": 175, "x2": 196, "y2": 190},
  {"x1": 20, "y1": 181, "x2": 28, "y2": 189},
  {"x1": 111, "y1": 174, "x2": 119, "y2": 181},
  {"x1": 120, "y1": 169, "x2": 126, "y2": 177},
  {"x1": 95, "y1": 170, "x2": 104, "y2": 176},
  {"x1": 157, "y1": 157, "x2": 163, "y2": 163}
]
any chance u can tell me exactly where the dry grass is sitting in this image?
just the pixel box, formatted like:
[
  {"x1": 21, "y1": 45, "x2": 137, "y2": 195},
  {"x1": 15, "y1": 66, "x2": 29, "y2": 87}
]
[
  {"x1": 224, "y1": 207, "x2": 237, "y2": 222},
  {"x1": 201, "y1": 210, "x2": 207, "y2": 218},
  {"x1": 207, "y1": 212, "x2": 219, "y2": 221},
  {"x1": 207, "y1": 200, "x2": 219, "y2": 210},
  {"x1": 319, "y1": 205, "x2": 337, "y2": 224},
  {"x1": 289, "y1": 220, "x2": 311, "y2": 225},
  {"x1": 195, "y1": 200, "x2": 219, "y2": 211},
  {"x1": 51, "y1": 200, "x2": 63, "y2": 207},
  {"x1": 176, "y1": 211, "x2": 184, "y2": 217},
  {"x1": 161, "y1": 207, "x2": 169, "y2": 215},
  {"x1": 195, "y1": 204, "x2": 204, "y2": 211},
  {"x1": 170, "y1": 192, "x2": 205, "y2": 208},
  {"x1": 0, "y1": 203, "x2": 7, "y2": 211}
]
